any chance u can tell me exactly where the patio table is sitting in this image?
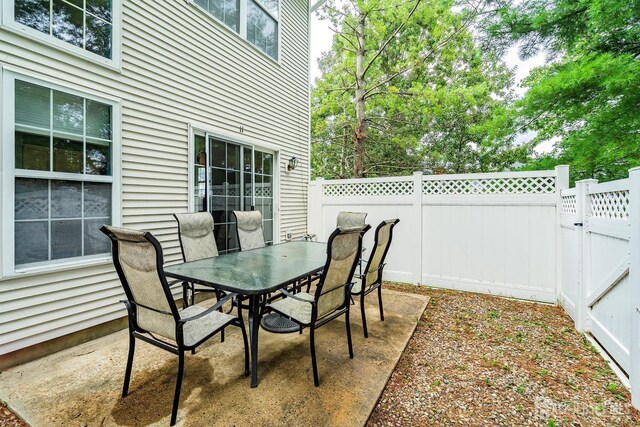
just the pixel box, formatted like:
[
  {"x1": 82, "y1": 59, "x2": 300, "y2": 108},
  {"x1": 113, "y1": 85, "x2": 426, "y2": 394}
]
[{"x1": 164, "y1": 241, "x2": 327, "y2": 387}]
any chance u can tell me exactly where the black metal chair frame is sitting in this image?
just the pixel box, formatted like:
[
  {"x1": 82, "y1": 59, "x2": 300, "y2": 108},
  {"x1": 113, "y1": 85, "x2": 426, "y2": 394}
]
[
  {"x1": 101, "y1": 226, "x2": 250, "y2": 426},
  {"x1": 264, "y1": 226, "x2": 367, "y2": 386},
  {"x1": 351, "y1": 219, "x2": 400, "y2": 338}
]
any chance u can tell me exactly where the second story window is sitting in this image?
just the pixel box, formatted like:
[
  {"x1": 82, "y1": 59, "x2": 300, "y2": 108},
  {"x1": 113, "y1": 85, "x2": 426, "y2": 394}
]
[
  {"x1": 11, "y1": 0, "x2": 114, "y2": 59},
  {"x1": 194, "y1": 0, "x2": 279, "y2": 60}
]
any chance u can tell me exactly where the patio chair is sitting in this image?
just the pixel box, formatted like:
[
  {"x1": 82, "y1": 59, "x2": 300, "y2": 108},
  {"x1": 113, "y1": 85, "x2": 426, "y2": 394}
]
[
  {"x1": 337, "y1": 211, "x2": 368, "y2": 274},
  {"x1": 233, "y1": 210, "x2": 266, "y2": 251},
  {"x1": 173, "y1": 212, "x2": 220, "y2": 308},
  {"x1": 100, "y1": 225, "x2": 249, "y2": 426},
  {"x1": 262, "y1": 225, "x2": 369, "y2": 386},
  {"x1": 351, "y1": 219, "x2": 400, "y2": 338}
]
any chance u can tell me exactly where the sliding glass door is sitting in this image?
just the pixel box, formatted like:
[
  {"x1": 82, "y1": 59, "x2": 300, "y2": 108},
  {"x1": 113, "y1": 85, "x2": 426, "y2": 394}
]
[{"x1": 193, "y1": 134, "x2": 274, "y2": 253}]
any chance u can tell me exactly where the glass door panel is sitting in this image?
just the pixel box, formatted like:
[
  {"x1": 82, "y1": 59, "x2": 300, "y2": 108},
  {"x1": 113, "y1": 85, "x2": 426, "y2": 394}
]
[{"x1": 192, "y1": 134, "x2": 275, "y2": 253}]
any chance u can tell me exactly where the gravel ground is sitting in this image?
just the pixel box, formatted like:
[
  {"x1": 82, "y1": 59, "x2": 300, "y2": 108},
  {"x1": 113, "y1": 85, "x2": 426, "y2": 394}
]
[
  {"x1": 3, "y1": 284, "x2": 640, "y2": 427},
  {"x1": 0, "y1": 401, "x2": 26, "y2": 427},
  {"x1": 368, "y1": 284, "x2": 640, "y2": 426}
]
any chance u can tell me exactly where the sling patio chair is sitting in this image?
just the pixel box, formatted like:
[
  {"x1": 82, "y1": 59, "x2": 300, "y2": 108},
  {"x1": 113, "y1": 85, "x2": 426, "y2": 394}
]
[
  {"x1": 261, "y1": 225, "x2": 369, "y2": 386},
  {"x1": 233, "y1": 210, "x2": 266, "y2": 251},
  {"x1": 350, "y1": 219, "x2": 400, "y2": 338},
  {"x1": 100, "y1": 225, "x2": 249, "y2": 426},
  {"x1": 173, "y1": 212, "x2": 221, "y2": 308},
  {"x1": 338, "y1": 211, "x2": 368, "y2": 270}
]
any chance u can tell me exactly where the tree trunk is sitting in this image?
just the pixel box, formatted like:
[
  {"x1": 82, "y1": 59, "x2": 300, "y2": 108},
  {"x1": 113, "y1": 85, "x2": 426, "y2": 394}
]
[
  {"x1": 341, "y1": 122, "x2": 348, "y2": 178},
  {"x1": 354, "y1": 11, "x2": 367, "y2": 178}
]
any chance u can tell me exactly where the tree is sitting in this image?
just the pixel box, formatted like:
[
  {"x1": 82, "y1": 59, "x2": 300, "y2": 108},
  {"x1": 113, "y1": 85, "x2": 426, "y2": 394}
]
[
  {"x1": 312, "y1": 0, "x2": 527, "y2": 179},
  {"x1": 482, "y1": 0, "x2": 640, "y2": 182}
]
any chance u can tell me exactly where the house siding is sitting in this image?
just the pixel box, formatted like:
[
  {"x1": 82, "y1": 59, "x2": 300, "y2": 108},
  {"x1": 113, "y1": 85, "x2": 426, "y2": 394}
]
[{"x1": 0, "y1": 0, "x2": 310, "y2": 355}]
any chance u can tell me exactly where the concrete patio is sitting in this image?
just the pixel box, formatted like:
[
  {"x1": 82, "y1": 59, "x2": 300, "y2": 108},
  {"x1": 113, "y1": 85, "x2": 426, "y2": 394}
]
[{"x1": 0, "y1": 289, "x2": 428, "y2": 427}]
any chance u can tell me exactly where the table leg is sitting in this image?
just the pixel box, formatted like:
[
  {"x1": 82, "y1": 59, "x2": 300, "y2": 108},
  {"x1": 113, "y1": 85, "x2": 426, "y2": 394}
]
[{"x1": 249, "y1": 294, "x2": 261, "y2": 388}]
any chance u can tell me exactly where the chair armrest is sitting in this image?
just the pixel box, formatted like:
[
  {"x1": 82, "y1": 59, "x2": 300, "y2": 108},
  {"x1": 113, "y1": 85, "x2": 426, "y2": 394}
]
[
  {"x1": 177, "y1": 292, "x2": 238, "y2": 325},
  {"x1": 278, "y1": 288, "x2": 316, "y2": 305}
]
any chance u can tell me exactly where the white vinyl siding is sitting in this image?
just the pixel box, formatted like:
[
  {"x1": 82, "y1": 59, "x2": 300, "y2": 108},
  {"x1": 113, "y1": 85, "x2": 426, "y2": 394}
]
[{"x1": 0, "y1": 0, "x2": 309, "y2": 355}]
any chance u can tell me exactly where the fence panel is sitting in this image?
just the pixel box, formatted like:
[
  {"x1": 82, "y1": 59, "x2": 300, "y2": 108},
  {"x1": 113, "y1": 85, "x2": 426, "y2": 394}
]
[
  {"x1": 559, "y1": 187, "x2": 581, "y2": 321},
  {"x1": 307, "y1": 175, "x2": 420, "y2": 284},
  {"x1": 584, "y1": 179, "x2": 632, "y2": 373},
  {"x1": 420, "y1": 171, "x2": 563, "y2": 303},
  {"x1": 307, "y1": 167, "x2": 567, "y2": 302}
]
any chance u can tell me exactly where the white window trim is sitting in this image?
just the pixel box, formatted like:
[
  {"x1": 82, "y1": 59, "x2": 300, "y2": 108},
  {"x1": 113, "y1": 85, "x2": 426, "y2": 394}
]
[
  {"x1": 0, "y1": 67, "x2": 122, "y2": 279},
  {"x1": 188, "y1": 0, "x2": 282, "y2": 65},
  {"x1": 0, "y1": 0, "x2": 122, "y2": 70},
  {"x1": 187, "y1": 123, "x2": 280, "y2": 244}
]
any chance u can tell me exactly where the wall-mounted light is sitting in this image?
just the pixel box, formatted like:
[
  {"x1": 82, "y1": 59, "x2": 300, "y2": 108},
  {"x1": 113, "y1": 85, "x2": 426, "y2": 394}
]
[{"x1": 287, "y1": 156, "x2": 299, "y2": 172}]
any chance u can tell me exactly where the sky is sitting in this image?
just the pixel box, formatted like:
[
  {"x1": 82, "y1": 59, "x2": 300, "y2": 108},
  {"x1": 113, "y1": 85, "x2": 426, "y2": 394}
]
[{"x1": 309, "y1": 12, "x2": 554, "y2": 152}]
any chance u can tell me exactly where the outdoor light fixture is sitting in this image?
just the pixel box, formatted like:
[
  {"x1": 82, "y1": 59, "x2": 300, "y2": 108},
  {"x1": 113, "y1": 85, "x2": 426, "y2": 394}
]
[{"x1": 287, "y1": 156, "x2": 299, "y2": 172}]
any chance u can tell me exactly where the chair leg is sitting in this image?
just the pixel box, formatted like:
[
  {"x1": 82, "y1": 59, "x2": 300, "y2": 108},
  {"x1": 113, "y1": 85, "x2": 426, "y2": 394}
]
[
  {"x1": 190, "y1": 283, "x2": 196, "y2": 306},
  {"x1": 346, "y1": 308, "x2": 354, "y2": 359},
  {"x1": 360, "y1": 295, "x2": 368, "y2": 338},
  {"x1": 170, "y1": 351, "x2": 185, "y2": 426},
  {"x1": 377, "y1": 285, "x2": 385, "y2": 321},
  {"x1": 122, "y1": 333, "x2": 135, "y2": 397},
  {"x1": 220, "y1": 327, "x2": 225, "y2": 343},
  {"x1": 310, "y1": 328, "x2": 319, "y2": 387}
]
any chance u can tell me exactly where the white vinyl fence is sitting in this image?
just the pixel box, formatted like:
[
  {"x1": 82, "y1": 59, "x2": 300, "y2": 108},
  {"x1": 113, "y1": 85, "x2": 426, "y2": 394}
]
[
  {"x1": 307, "y1": 166, "x2": 569, "y2": 303},
  {"x1": 558, "y1": 168, "x2": 640, "y2": 408},
  {"x1": 308, "y1": 166, "x2": 640, "y2": 408}
]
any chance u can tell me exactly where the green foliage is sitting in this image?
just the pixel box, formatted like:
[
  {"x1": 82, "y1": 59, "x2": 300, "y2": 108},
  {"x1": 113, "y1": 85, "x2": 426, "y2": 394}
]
[
  {"x1": 311, "y1": 0, "x2": 528, "y2": 179},
  {"x1": 482, "y1": 0, "x2": 640, "y2": 182}
]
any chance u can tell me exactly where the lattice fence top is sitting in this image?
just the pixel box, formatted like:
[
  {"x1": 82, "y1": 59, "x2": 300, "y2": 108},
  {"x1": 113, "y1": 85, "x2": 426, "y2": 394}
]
[
  {"x1": 323, "y1": 180, "x2": 413, "y2": 197},
  {"x1": 590, "y1": 190, "x2": 629, "y2": 220},
  {"x1": 561, "y1": 195, "x2": 577, "y2": 214},
  {"x1": 423, "y1": 176, "x2": 556, "y2": 195}
]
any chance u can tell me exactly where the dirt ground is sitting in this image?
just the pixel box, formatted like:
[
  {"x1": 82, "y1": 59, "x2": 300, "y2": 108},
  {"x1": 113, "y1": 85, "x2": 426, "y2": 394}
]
[{"x1": 368, "y1": 284, "x2": 640, "y2": 426}]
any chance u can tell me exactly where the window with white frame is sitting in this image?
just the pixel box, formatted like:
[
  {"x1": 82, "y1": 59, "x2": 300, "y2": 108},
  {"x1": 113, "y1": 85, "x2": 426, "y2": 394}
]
[
  {"x1": 4, "y1": 76, "x2": 117, "y2": 272},
  {"x1": 194, "y1": 0, "x2": 279, "y2": 60},
  {"x1": 7, "y1": 0, "x2": 114, "y2": 60}
]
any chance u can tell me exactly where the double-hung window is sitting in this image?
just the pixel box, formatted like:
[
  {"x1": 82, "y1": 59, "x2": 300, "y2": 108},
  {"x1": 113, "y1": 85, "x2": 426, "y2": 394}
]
[
  {"x1": 2, "y1": 73, "x2": 119, "y2": 275},
  {"x1": 194, "y1": 0, "x2": 279, "y2": 60},
  {"x1": 4, "y1": 0, "x2": 117, "y2": 63}
]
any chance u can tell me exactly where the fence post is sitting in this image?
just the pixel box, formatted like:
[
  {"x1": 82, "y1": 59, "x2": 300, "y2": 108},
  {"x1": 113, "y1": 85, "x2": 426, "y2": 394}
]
[
  {"x1": 555, "y1": 166, "x2": 570, "y2": 299},
  {"x1": 307, "y1": 178, "x2": 323, "y2": 238},
  {"x1": 413, "y1": 171, "x2": 423, "y2": 285},
  {"x1": 571, "y1": 180, "x2": 589, "y2": 331},
  {"x1": 578, "y1": 178, "x2": 598, "y2": 332},
  {"x1": 629, "y1": 167, "x2": 640, "y2": 407}
]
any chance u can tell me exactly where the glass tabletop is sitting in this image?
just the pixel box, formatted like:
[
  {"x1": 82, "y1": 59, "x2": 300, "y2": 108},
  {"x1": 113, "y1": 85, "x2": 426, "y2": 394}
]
[{"x1": 164, "y1": 241, "x2": 327, "y2": 295}]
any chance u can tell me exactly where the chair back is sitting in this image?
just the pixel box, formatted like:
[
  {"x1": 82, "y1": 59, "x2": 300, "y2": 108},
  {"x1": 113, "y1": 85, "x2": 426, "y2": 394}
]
[
  {"x1": 363, "y1": 219, "x2": 400, "y2": 287},
  {"x1": 174, "y1": 212, "x2": 218, "y2": 262},
  {"x1": 233, "y1": 210, "x2": 266, "y2": 251},
  {"x1": 336, "y1": 211, "x2": 367, "y2": 228},
  {"x1": 101, "y1": 225, "x2": 179, "y2": 340},
  {"x1": 315, "y1": 226, "x2": 368, "y2": 318}
]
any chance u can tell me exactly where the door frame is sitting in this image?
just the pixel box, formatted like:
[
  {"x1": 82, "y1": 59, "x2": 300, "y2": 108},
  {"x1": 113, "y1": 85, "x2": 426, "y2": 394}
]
[{"x1": 187, "y1": 123, "x2": 281, "y2": 244}]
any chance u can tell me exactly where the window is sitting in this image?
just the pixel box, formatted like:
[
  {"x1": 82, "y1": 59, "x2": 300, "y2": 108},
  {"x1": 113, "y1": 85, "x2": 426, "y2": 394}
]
[
  {"x1": 194, "y1": 0, "x2": 239, "y2": 32},
  {"x1": 7, "y1": 0, "x2": 115, "y2": 60},
  {"x1": 3, "y1": 75, "x2": 118, "y2": 273},
  {"x1": 193, "y1": 0, "x2": 279, "y2": 60}
]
